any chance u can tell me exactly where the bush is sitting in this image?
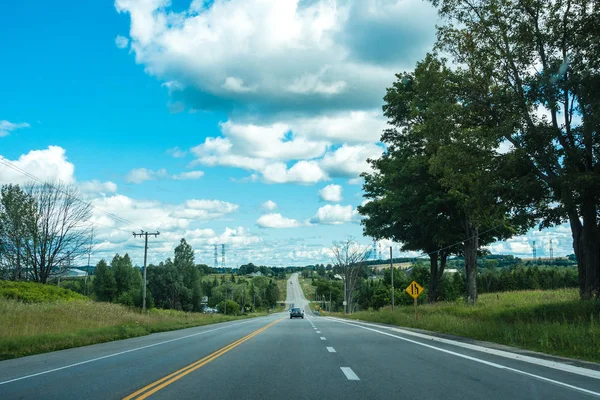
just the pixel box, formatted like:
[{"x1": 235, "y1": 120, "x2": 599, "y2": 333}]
[
  {"x1": 0, "y1": 280, "x2": 87, "y2": 303},
  {"x1": 217, "y1": 300, "x2": 240, "y2": 315}
]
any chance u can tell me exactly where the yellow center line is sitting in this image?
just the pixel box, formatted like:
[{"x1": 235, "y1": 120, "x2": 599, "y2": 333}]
[{"x1": 123, "y1": 318, "x2": 283, "y2": 400}]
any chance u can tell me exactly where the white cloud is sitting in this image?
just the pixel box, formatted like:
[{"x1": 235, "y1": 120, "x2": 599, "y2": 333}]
[
  {"x1": 126, "y1": 168, "x2": 157, "y2": 184},
  {"x1": 310, "y1": 204, "x2": 358, "y2": 225},
  {"x1": 115, "y1": 0, "x2": 437, "y2": 115},
  {"x1": 184, "y1": 199, "x2": 239, "y2": 214},
  {"x1": 223, "y1": 77, "x2": 256, "y2": 93},
  {"x1": 0, "y1": 120, "x2": 30, "y2": 137},
  {"x1": 292, "y1": 111, "x2": 386, "y2": 143},
  {"x1": 173, "y1": 170, "x2": 204, "y2": 180},
  {"x1": 319, "y1": 184, "x2": 342, "y2": 202},
  {"x1": 262, "y1": 160, "x2": 328, "y2": 184},
  {"x1": 256, "y1": 213, "x2": 302, "y2": 228},
  {"x1": 80, "y1": 180, "x2": 118, "y2": 194},
  {"x1": 115, "y1": 35, "x2": 130, "y2": 49},
  {"x1": 320, "y1": 143, "x2": 383, "y2": 178},
  {"x1": 167, "y1": 147, "x2": 187, "y2": 158},
  {"x1": 0, "y1": 146, "x2": 75, "y2": 185},
  {"x1": 262, "y1": 200, "x2": 277, "y2": 211}
]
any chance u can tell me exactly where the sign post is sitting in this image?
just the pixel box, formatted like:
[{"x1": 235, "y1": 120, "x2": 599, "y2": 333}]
[{"x1": 405, "y1": 280, "x2": 424, "y2": 320}]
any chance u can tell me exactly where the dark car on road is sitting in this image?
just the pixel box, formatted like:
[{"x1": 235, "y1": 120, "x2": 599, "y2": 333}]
[{"x1": 290, "y1": 307, "x2": 304, "y2": 319}]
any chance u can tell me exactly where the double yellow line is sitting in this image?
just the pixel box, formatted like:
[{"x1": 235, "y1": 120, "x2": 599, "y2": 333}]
[{"x1": 124, "y1": 319, "x2": 282, "y2": 400}]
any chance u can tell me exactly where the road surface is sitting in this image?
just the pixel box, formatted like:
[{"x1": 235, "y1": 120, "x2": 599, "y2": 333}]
[{"x1": 1, "y1": 273, "x2": 599, "y2": 399}]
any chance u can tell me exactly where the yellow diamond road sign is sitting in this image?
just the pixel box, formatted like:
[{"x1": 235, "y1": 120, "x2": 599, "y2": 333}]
[{"x1": 405, "y1": 280, "x2": 424, "y2": 299}]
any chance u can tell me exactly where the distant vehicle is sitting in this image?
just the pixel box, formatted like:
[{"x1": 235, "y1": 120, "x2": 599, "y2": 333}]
[{"x1": 290, "y1": 307, "x2": 304, "y2": 319}]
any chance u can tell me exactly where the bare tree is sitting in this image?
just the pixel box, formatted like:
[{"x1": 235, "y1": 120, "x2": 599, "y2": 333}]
[
  {"x1": 331, "y1": 238, "x2": 370, "y2": 314},
  {"x1": 23, "y1": 181, "x2": 93, "y2": 283}
]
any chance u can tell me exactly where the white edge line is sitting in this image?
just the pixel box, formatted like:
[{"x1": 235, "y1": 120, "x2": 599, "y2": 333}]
[
  {"x1": 326, "y1": 318, "x2": 600, "y2": 398},
  {"x1": 0, "y1": 318, "x2": 259, "y2": 386},
  {"x1": 341, "y1": 367, "x2": 360, "y2": 380},
  {"x1": 327, "y1": 347, "x2": 336, "y2": 353},
  {"x1": 325, "y1": 317, "x2": 600, "y2": 380}
]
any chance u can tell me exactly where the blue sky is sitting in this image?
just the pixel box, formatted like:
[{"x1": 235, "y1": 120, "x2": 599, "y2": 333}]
[{"x1": 0, "y1": 0, "x2": 573, "y2": 267}]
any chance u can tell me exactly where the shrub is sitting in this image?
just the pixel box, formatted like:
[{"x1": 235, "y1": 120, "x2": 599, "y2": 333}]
[
  {"x1": 0, "y1": 280, "x2": 87, "y2": 303},
  {"x1": 217, "y1": 300, "x2": 240, "y2": 315}
]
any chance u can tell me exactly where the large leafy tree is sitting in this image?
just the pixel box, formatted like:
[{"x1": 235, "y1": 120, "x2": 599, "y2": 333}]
[
  {"x1": 362, "y1": 55, "x2": 537, "y2": 303},
  {"x1": 93, "y1": 260, "x2": 116, "y2": 302},
  {"x1": 429, "y1": 0, "x2": 600, "y2": 299}
]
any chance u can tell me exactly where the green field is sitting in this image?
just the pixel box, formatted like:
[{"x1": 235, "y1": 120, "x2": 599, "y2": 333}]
[
  {"x1": 298, "y1": 277, "x2": 315, "y2": 300},
  {"x1": 335, "y1": 289, "x2": 600, "y2": 362},
  {"x1": 0, "y1": 298, "x2": 260, "y2": 360}
]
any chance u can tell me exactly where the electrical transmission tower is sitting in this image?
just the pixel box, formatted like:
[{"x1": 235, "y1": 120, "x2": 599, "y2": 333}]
[
  {"x1": 532, "y1": 240, "x2": 537, "y2": 265},
  {"x1": 549, "y1": 239, "x2": 554, "y2": 264},
  {"x1": 378, "y1": 243, "x2": 382, "y2": 261},
  {"x1": 221, "y1": 244, "x2": 225, "y2": 269},
  {"x1": 372, "y1": 239, "x2": 377, "y2": 261},
  {"x1": 133, "y1": 230, "x2": 160, "y2": 312},
  {"x1": 214, "y1": 244, "x2": 218, "y2": 269}
]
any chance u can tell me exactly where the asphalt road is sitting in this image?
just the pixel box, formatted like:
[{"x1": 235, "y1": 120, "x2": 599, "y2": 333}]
[{"x1": 1, "y1": 273, "x2": 599, "y2": 399}]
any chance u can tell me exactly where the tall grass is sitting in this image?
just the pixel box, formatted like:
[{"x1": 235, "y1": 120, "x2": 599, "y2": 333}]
[
  {"x1": 0, "y1": 299, "x2": 257, "y2": 360},
  {"x1": 335, "y1": 289, "x2": 600, "y2": 363}
]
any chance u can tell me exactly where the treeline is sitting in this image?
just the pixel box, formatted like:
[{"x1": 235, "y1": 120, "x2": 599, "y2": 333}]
[
  {"x1": 58, "y1": 239, "x2": 281, "y2": 314},
  {"x1": 310, "y1": 264, "x2": 579, "y2": 312}
]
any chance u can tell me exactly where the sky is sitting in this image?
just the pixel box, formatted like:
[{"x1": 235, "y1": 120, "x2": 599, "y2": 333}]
[{"x1": 0, "y1": 0, "x2": 574, "y2": 268}]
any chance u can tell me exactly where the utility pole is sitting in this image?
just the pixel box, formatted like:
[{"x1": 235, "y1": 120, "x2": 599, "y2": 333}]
[
  {"x1": 329, "y1": 289, "x2": 332, "y2": 312},
  {"x1": 86, "y1": 227, "x2": 94, "y2": 296},
  {"x1": 390, "y1": 246, "x2": 394, "y2": 311},
  {"x1": 133, "y1": 230, "x2": 160, "y2": 312}
]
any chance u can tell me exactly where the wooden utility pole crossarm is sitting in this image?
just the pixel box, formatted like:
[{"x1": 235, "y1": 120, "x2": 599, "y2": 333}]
[{"x1": 133, "y1": 230, "x2": 160, "y2": 312}]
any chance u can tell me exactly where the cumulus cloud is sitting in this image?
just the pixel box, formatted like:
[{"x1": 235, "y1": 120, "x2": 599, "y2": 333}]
[
  {"x1": 256, "y1": 213, "x2": 302, "y2": 228},
  {"x1": 127, "y1": 168, "x2": 203, "y2": 183},
  {"x1": 262, "y1": 160, "x2": 327, "y2": 184},
  {"x1": 115, "y1": 35, "x2": 130, "y2": 49},
  {"x1": 172, "y1": 170, "x2": 204, "y2": 180},
  {"x1": 262, "y1": 200, "x2": 277, "y2": 211},
  {"x1": 319, "y1": 184, "x2": 342, "y2": 202},
  {"x1": 125, "y1": 168, "x2": 168, "y2": 184},
  {"x1": 310, "y1": 204, "x2": 358, "y2": 225},
  {"x1": 80, "y1": 180, "x2": 118, "y2": 194},
  {"x1": 0, "y1": 146, "x2": 75, "y2": 185},
  {"x1": 0, "y1": 120, "x2": 30, "y2": 137},
  {"x1": 115, "y1": 0, "x2": 437, "y2": 115},
  {"x1": 320, "y1": 143, "x2": 383, "y2": 177}
]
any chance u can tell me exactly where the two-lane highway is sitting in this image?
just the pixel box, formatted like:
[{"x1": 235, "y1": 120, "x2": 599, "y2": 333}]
[{"x1": 1, "y1": 273, "x2": 599, "y2": 399}]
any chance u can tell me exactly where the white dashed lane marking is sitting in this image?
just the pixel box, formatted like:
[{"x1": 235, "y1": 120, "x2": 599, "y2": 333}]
[
  {"x1": 341, "y1": 367, "x2": 360, "y2": 381},
  {"x1": 326, "y1": 347, "x2": 336, "y2": 353}
]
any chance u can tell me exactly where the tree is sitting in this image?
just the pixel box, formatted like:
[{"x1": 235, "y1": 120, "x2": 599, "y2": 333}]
[
  {"x1": 429, "y1": 0, "x2": 600, "y2": 299},
  {"x1": 331, "y1": 238, "x2": 370, "y2": 314},
  {"x1": 22, "y1": 181, "x2": 93, "y2": 283},
  {"x1": 0, "y1": 184, "x2": 36, "y2": 281},
  {"x1": 93, "y1": 260, "x2": 116, "y2": 301},
  {"x1": 362, "y1": 55, "x2": 534, "y2": 303}
]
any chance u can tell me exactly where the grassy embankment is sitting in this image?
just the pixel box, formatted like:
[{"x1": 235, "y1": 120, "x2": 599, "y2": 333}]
[
  {"x1": 331, "y1": 289, "x2": 600, "y2": 363},
  {"x1": 0, "y1": 281, "x2": 261, "y2": 360}
]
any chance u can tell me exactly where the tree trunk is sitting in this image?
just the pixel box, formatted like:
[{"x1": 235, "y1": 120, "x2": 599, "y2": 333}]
[
  {"x1": 464, "y1": 225, "x2": 479, "y2": 305},
  {"x1": 428, "y1": 252, "x2": 439, "y2": 304},
  {"x1": 572, "y1": 194, "x2": 600, "y2": 299}
]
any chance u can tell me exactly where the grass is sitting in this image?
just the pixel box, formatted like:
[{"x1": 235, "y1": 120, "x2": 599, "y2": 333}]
[
  {"x1": 0, "y1": 299, "x2": 260, "y2": 360},
  {"x1": 276, "y1": 278, "x2": 287, "y2": 302},
  {"x1": 334, "y1": 289, "x2": 600, "y2": 363}
]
